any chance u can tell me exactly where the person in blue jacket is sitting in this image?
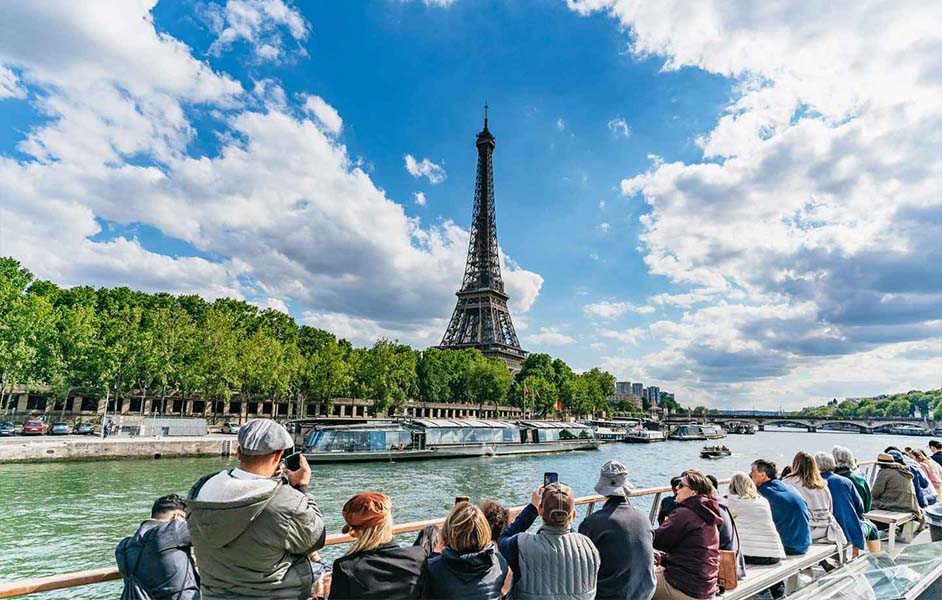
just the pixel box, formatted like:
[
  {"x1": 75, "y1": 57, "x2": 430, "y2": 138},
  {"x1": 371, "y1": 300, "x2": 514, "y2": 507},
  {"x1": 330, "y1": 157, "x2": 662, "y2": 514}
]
[
  {"x1": 750, "y1": 459, "x2": 811, "y2": 555},
  {"x1": 815, "y1": 452, "x2": 865, "y2": 550},
  {"x1": 929, "y1": 440, "x2": 942, "y2": 469}
]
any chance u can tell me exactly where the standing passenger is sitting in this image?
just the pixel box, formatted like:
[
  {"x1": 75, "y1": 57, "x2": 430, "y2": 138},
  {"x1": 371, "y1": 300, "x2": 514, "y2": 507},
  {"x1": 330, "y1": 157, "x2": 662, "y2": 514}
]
[
  {"x1": 422, "y1": 502, "x2": 510, "y2": 600},
  {"x1": 750, "y1": 459, "x2": 811, "y2": 555},
  {"x1": 329, "y1": 492, "x2": 427, "y2": 599},
  {"x1": 653, "y1": 470, "x2": 721, "y2": 600},
  {"x1": 116, "y1": 494, "x2": 200, "y2": 600},
  {"x1": 498, "y1": 483, "x2": 600, "y2": 600},
  {"x1": 579, "y1": 460, "x2": 656, "y2": 600},
  {"x1": 186, "y1": 419, "x2": 325, "y2": 600}
]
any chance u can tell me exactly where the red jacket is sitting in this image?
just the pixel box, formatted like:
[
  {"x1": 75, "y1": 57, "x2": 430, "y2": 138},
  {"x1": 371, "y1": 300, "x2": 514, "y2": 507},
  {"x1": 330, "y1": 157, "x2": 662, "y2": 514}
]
[{"x1": 653, "y1": 494, "x2": 722, "y2": 599}]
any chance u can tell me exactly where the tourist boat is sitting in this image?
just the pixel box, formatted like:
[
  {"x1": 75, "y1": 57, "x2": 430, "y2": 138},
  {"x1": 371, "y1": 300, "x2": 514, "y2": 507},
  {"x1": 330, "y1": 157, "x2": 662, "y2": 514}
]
[
  {"x1": 299, "y1": 418, "x2": 599, "y2": 463},
  {"x1": 623, "y1": 426, "x2": 666, "y2": 443},
  {"x1": 669, "y1": 423, "x2": 726, "y2": 440},
  {"x1": 883, "y1": 424, "x2": 932, "y2": 436},
  {"x1": 700, "y1": 445, "x2": 731, "y2": 458},
  {"x1": 726, "y1": 421, "x2": 757, "y2": 434},
  {"x1": 581, "y1": 419, "x2": 633, "y2": 442}
]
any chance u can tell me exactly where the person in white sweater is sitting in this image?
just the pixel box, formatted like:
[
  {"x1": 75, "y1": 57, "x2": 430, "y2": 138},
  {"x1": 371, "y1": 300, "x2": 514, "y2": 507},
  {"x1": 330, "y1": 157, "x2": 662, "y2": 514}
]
[
  {"x1": 726, "y1": 472, "x2": 786, "y2": 565},
  {"x1": 782, "y1": 451, "x2": 847, "y2": 547}
]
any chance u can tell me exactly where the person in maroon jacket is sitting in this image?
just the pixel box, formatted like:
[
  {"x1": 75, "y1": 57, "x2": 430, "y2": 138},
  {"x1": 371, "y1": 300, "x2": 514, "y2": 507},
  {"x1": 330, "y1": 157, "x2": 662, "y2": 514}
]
[{"x1": 653, "y1": 469, "x2": 722, "y2": 600}]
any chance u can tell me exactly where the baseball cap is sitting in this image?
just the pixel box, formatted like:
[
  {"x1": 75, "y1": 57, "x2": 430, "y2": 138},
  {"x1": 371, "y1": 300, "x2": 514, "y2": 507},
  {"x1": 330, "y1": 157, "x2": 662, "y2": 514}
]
[
  {"x1": 237, "y1": 418, "x2": 294, "y2": 456},
  {"x1": 542, "y1": 482, "x2": 575, "y2": 526}
]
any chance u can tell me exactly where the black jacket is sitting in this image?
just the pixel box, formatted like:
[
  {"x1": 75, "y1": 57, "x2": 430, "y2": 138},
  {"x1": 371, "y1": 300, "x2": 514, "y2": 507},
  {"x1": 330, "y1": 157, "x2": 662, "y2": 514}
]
[
  {"x1": 329, "y1": 543, "x2": 427, "y2": 600},
  {"x1": 422, "y1": 544, "x2": 507, "y2": 600},
  {"x1": 578, "y1": 497, "x2": 656, "y2": 600},
  {"x1": 115, "y1": 519, "x2": 200, "y2": 600}
]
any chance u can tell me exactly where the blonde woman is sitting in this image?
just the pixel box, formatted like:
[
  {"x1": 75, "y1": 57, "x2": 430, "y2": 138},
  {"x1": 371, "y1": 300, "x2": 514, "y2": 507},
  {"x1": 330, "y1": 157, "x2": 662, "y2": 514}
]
[
  {"x1": 782, "y1": 452, "x2": 847, "y2": 546},
  {"x1": 423, "y1": 502, "x2": 511, "y2": 600},
  {"x1": 725, "y1": 472, "x2": 785, "y2": 565},
  {"x1": 329, "y1": 492, "x2": 426, "y2": 599}
]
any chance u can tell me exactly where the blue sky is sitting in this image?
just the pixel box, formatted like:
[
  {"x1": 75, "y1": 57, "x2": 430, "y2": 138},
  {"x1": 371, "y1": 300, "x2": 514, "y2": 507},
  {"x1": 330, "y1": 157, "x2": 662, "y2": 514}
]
[{"x1": 0, "y1": 0, "x2": 939, "y2": 408}]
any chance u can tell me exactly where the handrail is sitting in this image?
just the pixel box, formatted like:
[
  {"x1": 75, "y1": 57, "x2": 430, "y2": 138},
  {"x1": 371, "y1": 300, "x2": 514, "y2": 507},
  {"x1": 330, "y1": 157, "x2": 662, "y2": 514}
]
[{"x1": 0, "y1": 461, "x2": 878, "y2": 598}]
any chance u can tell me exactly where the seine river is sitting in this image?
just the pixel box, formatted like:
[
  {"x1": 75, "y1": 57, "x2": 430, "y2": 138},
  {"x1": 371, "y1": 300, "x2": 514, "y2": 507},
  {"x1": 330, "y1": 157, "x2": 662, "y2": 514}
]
[{"x1": 1, "y1": 429, "x2": 937, "y2": 599}]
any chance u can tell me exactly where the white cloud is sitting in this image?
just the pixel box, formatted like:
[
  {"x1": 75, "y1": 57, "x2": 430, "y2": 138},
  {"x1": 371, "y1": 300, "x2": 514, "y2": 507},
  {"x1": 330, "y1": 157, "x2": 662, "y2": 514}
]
[
  {"x1": 302, "y1": 94, "x2": 342, "y2": 134},
  {"x1": 206, "y1": 0, "x2": 309, "y2": 63},
  {"x1": 0, "y1": 65, "x2": 25, "y2": 99},
  {"x1": 0, "y1": 0, "x2": 542, "y2": 351},
  {"x1": 584, "y1": 300, "x2": 655, "y2": 318},
  {"x1": 599, "y1": 327, "x2": 645, "y2": 345},
  {"x1": 525, "y1": 327, "x2": 576, "y2": 346},
  {"x1": 413, "y1": 191, "x2": 426, "y2": 206},
  {"x1": 404, "y1": 154, "x2": 447, "y2": 184},
  {"x1": 607, "y1": 117, "x2": 630, "y2": 138},
  {"x1": 569, "y1": 0, "x2": 942, "y2": 407},
  {"x1": 597, "y1": 222, "x2": 611, "y2": 234},
  {"x1": 556, "y1": 118, "x2": 566, "y2": 131}
]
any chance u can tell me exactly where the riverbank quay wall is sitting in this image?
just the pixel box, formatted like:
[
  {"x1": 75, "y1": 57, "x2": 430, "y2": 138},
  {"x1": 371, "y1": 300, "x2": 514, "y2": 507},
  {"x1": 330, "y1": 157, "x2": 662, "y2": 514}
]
[
  {"x1": 0, "y1": 435, "x2": 235, "y2": 464},
  {"x1": 1, "y1": 388, "x2": 532, "y2": 427}
]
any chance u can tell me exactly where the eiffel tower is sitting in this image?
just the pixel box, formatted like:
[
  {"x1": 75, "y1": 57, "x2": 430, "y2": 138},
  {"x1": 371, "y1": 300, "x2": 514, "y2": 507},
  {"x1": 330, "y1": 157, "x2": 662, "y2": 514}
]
[{"x1": 438, "y1": 106, "x2": 527, "y2": 371}]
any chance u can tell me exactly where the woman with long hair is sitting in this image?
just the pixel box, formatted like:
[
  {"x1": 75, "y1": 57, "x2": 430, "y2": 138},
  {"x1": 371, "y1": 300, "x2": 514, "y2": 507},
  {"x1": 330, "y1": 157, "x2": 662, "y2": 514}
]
[
  {"x1": 910, "y1": 449, "x2": 942, "y2": 498},
  {"x1": 725, "y1": 472, "x2": 785, "y2": 565},
  {"x1": 782, "y1": 452, "x2": 846, "y2": 545},
  {"x1": 422, "y1": 502, "x2": 510, "y2": 599},
  {"x1": 329, "y1": 492, "x2": 427, "y2": 599}
]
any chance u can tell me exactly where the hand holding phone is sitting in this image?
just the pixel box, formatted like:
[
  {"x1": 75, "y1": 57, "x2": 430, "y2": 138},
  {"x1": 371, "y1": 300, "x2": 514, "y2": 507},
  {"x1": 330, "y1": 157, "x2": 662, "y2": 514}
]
[
  {"x1": 284, "y1": 451, "x2": 302, "y2": 471},
  {"x1": 283, "y1": 452, "x2": 310, "y2": 488},
  {"x1": 544, "y1": 472, "x2": 558, "y2": 486}
]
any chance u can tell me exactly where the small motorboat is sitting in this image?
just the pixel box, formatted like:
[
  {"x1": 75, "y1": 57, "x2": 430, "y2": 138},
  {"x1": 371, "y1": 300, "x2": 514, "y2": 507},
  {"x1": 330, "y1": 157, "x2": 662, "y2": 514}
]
[{"x1": 700, "y1": 445, "x2": 731, "y2": 459}]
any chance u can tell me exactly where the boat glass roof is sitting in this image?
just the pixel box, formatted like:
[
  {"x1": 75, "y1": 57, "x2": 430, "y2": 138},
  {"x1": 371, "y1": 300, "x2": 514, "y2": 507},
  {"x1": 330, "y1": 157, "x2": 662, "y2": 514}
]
[{"x1": 411, "y1": 418, "x2": 517, "y2": 429}]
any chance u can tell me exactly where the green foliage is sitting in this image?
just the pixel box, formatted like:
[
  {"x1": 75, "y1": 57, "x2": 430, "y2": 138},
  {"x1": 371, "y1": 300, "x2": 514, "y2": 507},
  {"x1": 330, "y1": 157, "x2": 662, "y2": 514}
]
[
  {"x1": 792, "y1": 390, "x2": 942, "y2": 420},
  {"x1": 0, "y1": 256, "x2": 623, "y2": 416}
]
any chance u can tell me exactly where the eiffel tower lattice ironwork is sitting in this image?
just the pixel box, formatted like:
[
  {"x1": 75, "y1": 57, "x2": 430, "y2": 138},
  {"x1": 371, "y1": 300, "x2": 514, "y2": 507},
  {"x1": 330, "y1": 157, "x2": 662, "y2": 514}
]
[{"x1": 438, "y1": 106, "x2": 527, "y2": 371}]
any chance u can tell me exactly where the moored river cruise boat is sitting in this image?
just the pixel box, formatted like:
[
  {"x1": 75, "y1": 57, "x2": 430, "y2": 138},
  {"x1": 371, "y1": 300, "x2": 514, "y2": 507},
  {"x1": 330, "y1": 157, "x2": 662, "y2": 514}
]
[
  {"x1": 669, "y1": 422, "x2": 727, "y2": 441},
  {"x1": 299, "y1": 418, "x2": 598, "y2": 463},
  {"x1": 623, "y1": 426, "x2": 666, "y2": 443}
]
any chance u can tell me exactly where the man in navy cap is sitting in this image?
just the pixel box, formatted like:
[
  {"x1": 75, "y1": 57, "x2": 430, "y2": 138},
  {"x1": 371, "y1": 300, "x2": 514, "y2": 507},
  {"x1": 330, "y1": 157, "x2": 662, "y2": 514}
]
[{"x1": 186, "y1": 419, "x2": 326, "y2": 599}]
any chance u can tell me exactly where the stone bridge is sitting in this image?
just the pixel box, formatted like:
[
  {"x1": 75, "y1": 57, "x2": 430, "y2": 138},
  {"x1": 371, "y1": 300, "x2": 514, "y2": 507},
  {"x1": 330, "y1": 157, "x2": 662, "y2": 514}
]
[{"x1": 668, "y1": 414, "x2": 937, "y2": 434}]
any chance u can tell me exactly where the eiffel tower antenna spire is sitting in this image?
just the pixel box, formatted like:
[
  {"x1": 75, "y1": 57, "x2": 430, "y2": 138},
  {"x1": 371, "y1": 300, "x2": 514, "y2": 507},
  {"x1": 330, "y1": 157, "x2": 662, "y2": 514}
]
[{"x1": 437, "y1": 108, "x2": 527, "y2": 371}]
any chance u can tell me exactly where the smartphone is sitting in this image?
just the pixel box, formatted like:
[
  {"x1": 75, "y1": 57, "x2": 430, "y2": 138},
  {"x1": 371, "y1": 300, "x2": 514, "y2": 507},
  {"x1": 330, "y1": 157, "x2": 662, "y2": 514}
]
[
  {"x1": 455, "y1": 495, "x2": 471, "y2": 504},
  {"x1": 544, "y1": 472, "x2": 558, "y2": 486},
  {"x1": 284, "y1": 451, "x2": 302, "y2": 471}
]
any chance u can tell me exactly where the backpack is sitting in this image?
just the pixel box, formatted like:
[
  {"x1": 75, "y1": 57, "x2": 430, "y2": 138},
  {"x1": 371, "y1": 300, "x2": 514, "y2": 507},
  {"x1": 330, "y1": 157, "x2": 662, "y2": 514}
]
[{"x1": 117, "y1": 531, "x2": 156, "y2": 600}]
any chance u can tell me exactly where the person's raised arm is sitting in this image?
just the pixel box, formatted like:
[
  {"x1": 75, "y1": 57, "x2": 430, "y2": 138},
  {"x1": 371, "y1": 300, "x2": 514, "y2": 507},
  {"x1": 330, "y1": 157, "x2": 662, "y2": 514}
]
[{"x1": 498, "y1": 486, "x2": 542, "y2": 577}]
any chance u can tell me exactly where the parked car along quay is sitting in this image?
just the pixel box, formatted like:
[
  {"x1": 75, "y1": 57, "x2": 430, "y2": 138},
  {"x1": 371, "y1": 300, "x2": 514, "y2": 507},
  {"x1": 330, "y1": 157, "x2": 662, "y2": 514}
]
[
  {"x1": 0, "y1": 422, "x2": 15, "y2": 436},
  {"x1": 22, "y1": 420, "x2": 45, "y2": 436}
]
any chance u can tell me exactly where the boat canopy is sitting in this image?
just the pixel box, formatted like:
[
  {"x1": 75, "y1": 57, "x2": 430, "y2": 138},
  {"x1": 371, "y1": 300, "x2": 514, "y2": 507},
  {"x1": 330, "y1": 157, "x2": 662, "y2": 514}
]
[
  {"x1": 518, "y1": 421, "x2": 592, "y2": 430},
  {"x1": 410, "y1": 418, "x2": 516, "y2": 429}
]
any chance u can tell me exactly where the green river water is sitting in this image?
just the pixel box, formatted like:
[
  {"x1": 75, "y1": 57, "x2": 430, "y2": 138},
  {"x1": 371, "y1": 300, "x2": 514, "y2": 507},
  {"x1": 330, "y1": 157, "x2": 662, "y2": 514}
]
[{"x1": 1, "y1": 430, "x2": 935, "y2": 599}]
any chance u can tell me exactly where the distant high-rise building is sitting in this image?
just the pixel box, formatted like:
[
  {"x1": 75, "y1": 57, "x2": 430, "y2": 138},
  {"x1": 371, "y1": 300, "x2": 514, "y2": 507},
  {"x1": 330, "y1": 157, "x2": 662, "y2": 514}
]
[
  {"x1": 631, "y1": 383, "x2": 643, "y2": 396},
  {"x1": 616, "y1": 381, "x2": 632, "y2": 395},
  {"x1": 645, "y1": 386, "x2": 661, "y2": 403}
]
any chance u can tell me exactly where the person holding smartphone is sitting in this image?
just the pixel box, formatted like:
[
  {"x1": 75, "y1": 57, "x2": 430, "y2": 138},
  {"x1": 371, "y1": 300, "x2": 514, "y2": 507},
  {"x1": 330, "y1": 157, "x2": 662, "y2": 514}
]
[
  {"x1": 498, "y1": 479, "x2": 600, "y2": 599},
  {"x1": 186, "y1": 419, "x2": 326, "y2": 599}
]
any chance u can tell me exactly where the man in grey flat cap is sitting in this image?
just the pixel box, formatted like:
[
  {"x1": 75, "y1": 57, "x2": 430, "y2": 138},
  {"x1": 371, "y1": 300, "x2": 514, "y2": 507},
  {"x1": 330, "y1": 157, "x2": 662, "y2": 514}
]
[
  {"x1": 579, "y1": 460, "x2": 657, "y2": 600},
  {"x1": 186, "y1": 419, "x2": 326, "y2": 599}
]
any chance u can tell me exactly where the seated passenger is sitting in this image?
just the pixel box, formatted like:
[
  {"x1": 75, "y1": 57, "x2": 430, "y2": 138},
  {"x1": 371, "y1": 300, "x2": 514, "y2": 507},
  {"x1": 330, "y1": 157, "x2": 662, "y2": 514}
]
[
  {"x1": 499, "y1": 482, "x2": 600, "y2": 600},
  {"x1": 653, "y1": 470, "x2": 721, "y2": 600},
  {"x1": 725, "y1": 472, "x2": 785, "y2": 565},
  {"x1": 886, "y1": 447, "x2": 931, "y2": 507},
  {"x1": 705, "y1": 474, "x2": 744, "y2": 580},
  {"x1": 872, "y1": 453, "x2": 924, "y2": 528},
  {"x1": 814, "y1": 452, "x2": 865, "y2": 550},
  {"x1": 115, "y1": 494, "x2": 200, "y2": 600},
  {"x1": 478, "y1": 499, "x2": 510, "y2": 549},
  {"x1": 909, "y1": 449, "x2": 942, "y2": 501},
  {"x1": 656, "y1": 477, "x2": 682, "y2": 525},
  {"x1": 578, "y1": 460, "x2": 656, "y2": 600},
  {"x1": 413, "y1": 523, "x2": 444, "y2": 557},
  {"x1": 422, "y1": 502, "x2": 510, "y2": 600},
  {"x1": 750, "y1": 459, "x2": 811, "y2": 555},
  {"x1": 782, "y1": 452, "x2": 847, "y2": 545},
  {"x1": 329, "y1": 492, "x2": 426, "y2": 599},
  {"x1": 832, "y1": 445, "x2": 872, "y2": 511}
]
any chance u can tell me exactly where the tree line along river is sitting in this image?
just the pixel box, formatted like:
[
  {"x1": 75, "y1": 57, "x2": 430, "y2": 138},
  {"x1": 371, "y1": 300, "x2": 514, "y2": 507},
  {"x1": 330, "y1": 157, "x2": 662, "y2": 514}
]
[{"x1": 0, "y1": 430, "x2": 935, "y2": 599}]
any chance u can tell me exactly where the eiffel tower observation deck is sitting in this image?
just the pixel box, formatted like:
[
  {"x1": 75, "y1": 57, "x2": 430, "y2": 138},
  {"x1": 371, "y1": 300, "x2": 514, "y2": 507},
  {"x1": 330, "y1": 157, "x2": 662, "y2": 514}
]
[{"x1": 438, "y1": 106, "x2": 527, "y2": 371}]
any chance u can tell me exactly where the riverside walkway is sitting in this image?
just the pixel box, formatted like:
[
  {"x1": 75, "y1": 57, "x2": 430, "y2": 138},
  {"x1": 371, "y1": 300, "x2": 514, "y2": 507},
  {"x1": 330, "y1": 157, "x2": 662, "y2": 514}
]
[{"x1": 0, "y1": 463, "x2": 888, "y2": 599}]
